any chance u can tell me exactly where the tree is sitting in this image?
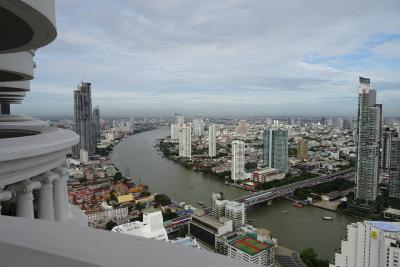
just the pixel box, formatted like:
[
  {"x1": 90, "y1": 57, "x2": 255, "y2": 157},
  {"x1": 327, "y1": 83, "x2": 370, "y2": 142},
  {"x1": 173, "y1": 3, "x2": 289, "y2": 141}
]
[
  {"x1": 162, "y1": 209, "x2": 178, "y2": 221},
  {"x1": 141, "y1": 191, "x2": 151, "y2": 197},
  {"x1": 105, "y1": 220, "x2": 117, "y2": 231},
  {"x1": 300, "y1": 248, "x2": 329, "y2": 267},
  {"x1": 154, "y1": 194, "x2": 171, "y2": 207},
  {"x1": 113, "y1": 171, "x2": 123, "y2": 182},
  {"x1": 177, "y1": 226, "x2": 188, "y2": 237},
  {"x1": 135, "y1": 202, "x2": 146, "y2": 210}
]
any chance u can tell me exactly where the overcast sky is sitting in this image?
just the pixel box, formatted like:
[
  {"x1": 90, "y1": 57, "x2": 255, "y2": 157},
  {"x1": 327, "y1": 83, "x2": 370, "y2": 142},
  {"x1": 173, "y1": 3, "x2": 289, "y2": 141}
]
[{"x1": 15, "y1": 0, "x2": 400, "y2": 117}]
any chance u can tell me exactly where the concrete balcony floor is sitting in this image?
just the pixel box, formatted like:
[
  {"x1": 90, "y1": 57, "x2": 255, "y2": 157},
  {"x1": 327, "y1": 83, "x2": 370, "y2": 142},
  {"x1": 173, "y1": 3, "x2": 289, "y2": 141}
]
[{"x1": 0, "y1": 215, "x2": 256, "y2": 267}]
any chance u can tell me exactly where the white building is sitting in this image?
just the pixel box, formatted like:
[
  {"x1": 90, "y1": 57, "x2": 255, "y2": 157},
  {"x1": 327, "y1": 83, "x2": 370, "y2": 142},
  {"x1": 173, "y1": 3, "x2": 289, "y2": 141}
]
[
  {"x1": 226, "y1": 234, "x2": 275, "y2": 267},
  {"x1": 171, "y1": 124, "x2": 179, "y2": 140},
  {"x1": 86, "y1": 205, "x2": 128, "y2": 225},
  {"x1": 225, "y1": 201, "x2": 246, "y2": 230},
  {"x1": 0, "y1": 2, "x2": 276, "y2": 267},
  {"x1": 209, "y1": 123, "x2": 216, "y2": 157},
  {"x1": 176, "y1": 113, "x2": 184, "y2": 125},
  {"x1": 330, "y1": 221, "x2": 400, "y2": 267},
  {"x1": 211, "y1": 193, "x2": 246, "y2": 230},
  {"x1": 231, "y1": 140, "x2": 245, "y2": 182},
  {"x1": 193, "y1": 118, "x2": 205, "y2": 136},
  {"x1": 112, "y1": 210, "x2": 169, "y2": 241},
  {"x1": 179, "y1": 123, "x2": 192, "y2": 158},
  {"x1": 79, "y1": 148, "x2": 89, "y2": 165}
]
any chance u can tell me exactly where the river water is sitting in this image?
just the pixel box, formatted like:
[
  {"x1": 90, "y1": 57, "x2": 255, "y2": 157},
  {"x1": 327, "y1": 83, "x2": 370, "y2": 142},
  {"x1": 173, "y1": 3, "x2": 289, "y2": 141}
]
[{"x1": 111, "y1": 127, "x2": 358, "y2": 260}]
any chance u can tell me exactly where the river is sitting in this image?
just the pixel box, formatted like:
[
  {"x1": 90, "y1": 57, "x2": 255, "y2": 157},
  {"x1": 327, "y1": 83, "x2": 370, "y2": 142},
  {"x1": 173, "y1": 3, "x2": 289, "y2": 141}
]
[{"x1": 111, "y1": 127, "x2": 359, "y2": 260}]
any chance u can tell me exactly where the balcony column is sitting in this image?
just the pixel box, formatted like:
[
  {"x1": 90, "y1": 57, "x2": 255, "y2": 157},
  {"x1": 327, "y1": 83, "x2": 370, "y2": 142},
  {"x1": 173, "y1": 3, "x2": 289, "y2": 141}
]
[
  {"x1": 16, "y1": 180, "x2": 41, "y2": 218},
  {"x1": 34, "y1": 172, "x2": 57, "y2": 220},
  {"x1": 53, "y1": 174, "x2": 68, "y2": 222},
  {"x1": 0, "y1": 188, "x2": 12, "y2": 213},
  {"x1": 54, "y1": 166, "x2": 73, "y2": 221}
]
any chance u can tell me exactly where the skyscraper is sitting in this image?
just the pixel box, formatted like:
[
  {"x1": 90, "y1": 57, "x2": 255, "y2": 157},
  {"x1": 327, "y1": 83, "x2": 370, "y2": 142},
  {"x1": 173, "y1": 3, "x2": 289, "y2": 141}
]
[
  {"x1": 388, "y1": 132, "x2": 400, "y2": 198},
  {"x1": 231, "y1": 140, "x2": 245, "y2": 182},
  {"x1": 193, "y1": 118, "x2": 205, "y2": 136},
  {"x1": 178, "y1": 123, "x2": 191, "y2": 158},
  {"x1": 176, "y1": 113, "x2": 184, "y2": 125},
  {"x1": 297, "y1": 138, "x2": 308, "y2": 161},
  {"x1": 91, "y1": 105, "x2": 100, "y2": 154},
  {"x1": 209, "y1": 123, "x2": 216, "y2": 157},
  {"x1": 73, "y1": 82, "x2": 95, "y2": 157},
  {"x1": 263, "y1": 128, "x2": 288, "y2": 173},
  {"x1": 171, "y1": 113, "x2": 184, "y2": 140},
  {"x1": 380, "y1": 127, "x2": 397, "y2": 171},
  {"x1": 354, "y1": 77, "x2": 382, "y2": 202}
]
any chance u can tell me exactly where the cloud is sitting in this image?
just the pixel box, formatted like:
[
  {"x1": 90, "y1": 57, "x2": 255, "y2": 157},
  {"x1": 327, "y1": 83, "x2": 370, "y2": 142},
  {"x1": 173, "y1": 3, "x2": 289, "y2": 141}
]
[
  {"x1": 14, "y1": 0, "x2": 400, "y2": 117},
  {"x1": 373, "y1": 40, "x2": 400, "y2": 59}
]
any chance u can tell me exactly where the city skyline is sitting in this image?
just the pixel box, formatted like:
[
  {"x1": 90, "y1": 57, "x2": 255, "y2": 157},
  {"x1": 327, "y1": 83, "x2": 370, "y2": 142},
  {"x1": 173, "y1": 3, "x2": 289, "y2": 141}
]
[
  {"x1": 12, "y1": 0, "x2": 400, "y2": 117},
  {"x1": 3, "y1": 1, "x2": 400, "y2": 266}
]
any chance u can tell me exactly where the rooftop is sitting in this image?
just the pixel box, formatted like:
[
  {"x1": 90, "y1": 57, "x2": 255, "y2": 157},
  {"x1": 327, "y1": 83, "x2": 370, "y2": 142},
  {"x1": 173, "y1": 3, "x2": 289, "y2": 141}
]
[
  {"x1": 230, "y1": 235, "x2": 273, "y2": 256},
  {"x1": 368, "y1": 221, "x2": 400, "y2": 232}
]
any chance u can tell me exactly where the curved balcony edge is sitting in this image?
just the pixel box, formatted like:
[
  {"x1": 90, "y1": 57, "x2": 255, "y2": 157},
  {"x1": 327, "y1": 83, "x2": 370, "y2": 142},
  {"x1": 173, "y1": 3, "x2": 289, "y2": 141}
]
[{"x1": 0, "y1": 126, "x2": 79, "y2": 186}]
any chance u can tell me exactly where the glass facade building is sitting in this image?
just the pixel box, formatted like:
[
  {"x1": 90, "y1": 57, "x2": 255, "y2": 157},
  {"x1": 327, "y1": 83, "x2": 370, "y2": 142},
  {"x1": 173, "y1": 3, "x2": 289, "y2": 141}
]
[{"x1": 354, "y1": 77, "x2": 382, "y2": 202}]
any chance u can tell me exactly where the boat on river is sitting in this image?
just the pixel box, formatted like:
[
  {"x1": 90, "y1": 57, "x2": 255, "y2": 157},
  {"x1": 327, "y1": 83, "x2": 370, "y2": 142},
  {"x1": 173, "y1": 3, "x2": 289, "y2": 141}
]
[
  {"x1": 322, "y1": 216, "x2": 333, "y2": 221},
  {"x1": 292, "y1": 201, "x2": 304, "y2": 208},
  {"x1": 197, "y1": 201, "x2": 205, "y2": 206}
]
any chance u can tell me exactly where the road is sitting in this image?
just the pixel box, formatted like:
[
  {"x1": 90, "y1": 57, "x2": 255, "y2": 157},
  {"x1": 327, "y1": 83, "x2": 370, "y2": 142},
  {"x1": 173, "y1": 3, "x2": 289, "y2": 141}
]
[{"x1": 234, "y1": 168, "x2": 355, "y2": 206}]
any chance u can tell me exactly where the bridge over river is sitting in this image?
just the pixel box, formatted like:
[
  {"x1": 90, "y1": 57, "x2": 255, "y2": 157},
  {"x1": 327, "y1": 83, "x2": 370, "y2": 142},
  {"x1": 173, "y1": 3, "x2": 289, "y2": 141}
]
[{"x1": 234, "y1": 168, "x2": 355, "y2": 207}]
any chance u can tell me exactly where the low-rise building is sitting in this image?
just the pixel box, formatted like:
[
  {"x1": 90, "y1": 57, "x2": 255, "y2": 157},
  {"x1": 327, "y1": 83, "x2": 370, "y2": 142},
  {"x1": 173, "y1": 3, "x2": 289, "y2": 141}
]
[
  {"x1": 217, "y1": 233, "x2": 275, "y2": 267},
  {"x1": 251, "y1": 168, "x2": 285, "y2": 183},
  {"x1": 86, "y1": 205, "x2": 128, "y2": 225},
  {"x1": 112, "y1": 210, "x2": 168, "y2": 241},
  {"x1": 189, "y1": 210, "x2": 233, "y2": 248}
]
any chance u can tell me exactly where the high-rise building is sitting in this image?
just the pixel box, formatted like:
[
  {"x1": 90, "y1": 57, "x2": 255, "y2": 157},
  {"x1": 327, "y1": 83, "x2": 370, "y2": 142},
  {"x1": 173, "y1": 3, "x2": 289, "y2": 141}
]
[
  {"x1": 171, "y1": 124, "x2": 179, "y2": 140},
  {"x1": 381, "y1": 127, "x2": 397, "y2": 171},
  {"x1": 179, "y1": 123, "x2": 191, "y2": 158},
  {"x1": 320, "y1": 117, "x2": 327, "y2": 126},
  {"x1": 209, "y1": 123, "x2": 216, "y2": 157},
  {"x1": 73, "y1": 82, "x2": 95, "y2": 157},
  {"x1": 231, "y1": 140, "x2": 245, "y2": 182},
  {"x1": 297, "y1": 138, "x2": 308, "y2": 161},
  {"x1": 176, "y1": 113, "x2": 184, "y2": 125},
  {"x1": 0, "y1": 2, "x2": 270, "y2": 266},
  {"x1": 355, "y1": 77, "x2": 382, "y2": 202},
  {"x1": 263, "y1": 128, "x2": 288, "y2": 173},
  {"x1": 91, "y1": 105, "x2": 100, "y2": 153},
  {"x1": 224, "y1": 201, "x2": 246, "y2": 230},
  {"x1": 343, "y1": 119, "x2": 351, "y2": 130},
  {"x1": 236, "y1": 120, "x2": 247, "y2": 135},
  {"x1": 336, "y1": 117, "x2": 344, "y2": 129},
  {"x1": 389, "y1": 133, "x2": 400, "y2": 198},
  {"x1": 171, "y1": 113, "x2": 184, "y2": 140},
  {"x1": 193, "y1": 118, "x2": 205, "y2": 136},
  {"x1": 330, "y1": 221, "x2": 400, "y2": 267}
]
